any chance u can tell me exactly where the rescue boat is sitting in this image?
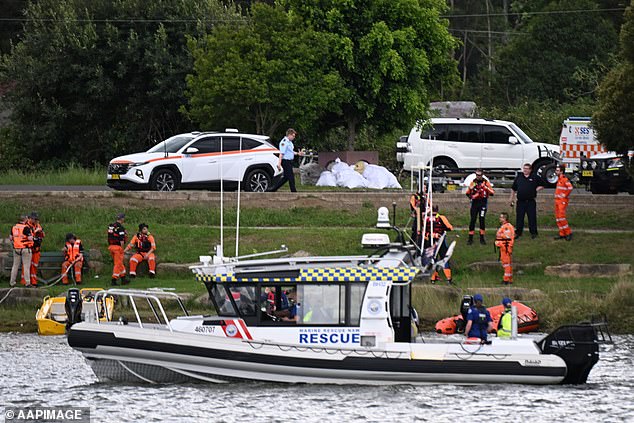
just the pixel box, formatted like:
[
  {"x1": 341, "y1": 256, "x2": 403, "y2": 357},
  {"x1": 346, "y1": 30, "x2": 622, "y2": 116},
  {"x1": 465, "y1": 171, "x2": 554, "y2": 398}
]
[
  {"x1": 435, "y1": 298, "x2": 540, "y2": 335},
  {"x1": 36, "y1": 288, "x2": 113, "y2": 336},
  {"x1": 67, "y1": 210, "x2": 608, "y2": 385}
]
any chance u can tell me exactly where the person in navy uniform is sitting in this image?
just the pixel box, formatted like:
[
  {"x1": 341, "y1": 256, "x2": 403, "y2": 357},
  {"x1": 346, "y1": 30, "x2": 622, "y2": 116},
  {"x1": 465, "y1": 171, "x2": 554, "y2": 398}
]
[
  {"x1": 270, "y1": 128, "x2": 303, "y2": 192},
  {"x1": 509, "y1": 163, "x2": 545, "y2": 239},
  {"x1": 464, "y1": 293, "x2": 494, "y2": 343}
]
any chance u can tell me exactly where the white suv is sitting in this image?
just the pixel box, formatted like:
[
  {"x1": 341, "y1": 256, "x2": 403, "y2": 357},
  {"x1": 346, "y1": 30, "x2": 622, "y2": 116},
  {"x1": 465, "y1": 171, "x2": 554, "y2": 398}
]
[
  {"x1": 107, "y1": 130, "x2": 282, "y2": 192},
  {"x1": 397, "y1": 118, "x2": 560, "y2": 184}
]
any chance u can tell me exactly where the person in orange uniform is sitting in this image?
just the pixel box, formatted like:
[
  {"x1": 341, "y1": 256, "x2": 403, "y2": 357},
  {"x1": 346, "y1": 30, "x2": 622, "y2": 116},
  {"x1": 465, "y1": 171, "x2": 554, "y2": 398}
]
[
  {"x1": 495, "y1": 212, "x2": 515, "y2": 285},
  {"x1": 554, "y1": 165, "x2": 574, "y2": 241},
  {"x1": 22, "y1": 212, "x2": 44, "y2": 286},
  {"x1": 108, "y1": 213, "x2": 129, "y2": 286},
  {"x1": 465, "y1": 169, "x2": 495, "y2": 245},
  {"x1": 9, "y1": 215, "x2": 33, "y2": 287},
  {"x1": 424, "y1": 205, "x2": 453, "y2": 284},
  {"x1": 125, "y1": 223, "x2": 157, "y2": 279},
  {"x1": 62, "y1": 233, "x2": 84, "y2": 285}
]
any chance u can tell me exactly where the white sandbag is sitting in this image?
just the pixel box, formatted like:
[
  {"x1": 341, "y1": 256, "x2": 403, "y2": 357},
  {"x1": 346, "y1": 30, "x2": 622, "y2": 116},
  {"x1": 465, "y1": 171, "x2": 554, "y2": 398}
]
[
  {"x1": 336, "y1": 168, "x2": 369, "y2": 188},
  {"x1": 316, "y1": 171, "x2": 337, "y2": 187},
  {"x1": 330, "y1": 158, "x2": 352, "y2": 176},
  {"x1": 362, "y1": 164, "x2": 402, "y2": 189}
]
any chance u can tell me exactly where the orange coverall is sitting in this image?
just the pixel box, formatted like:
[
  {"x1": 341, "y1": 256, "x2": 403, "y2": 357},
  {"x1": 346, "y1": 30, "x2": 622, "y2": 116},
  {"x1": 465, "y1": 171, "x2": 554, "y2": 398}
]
[
  {"x1": 495, "y1": 222, "x2": 515, "y2": 283},
  {"x1": 127, "y1": 234, "x2": 157, "y2": 276},
  {"x1": 555, "y1": 174, "x2": 573, "y2": 237},
  {"x1": 22, "y1": 221, "x2": 44, "y2": 286},
  {"x1": 62, "y1": 239, "x2": 84, "y2": 284}
]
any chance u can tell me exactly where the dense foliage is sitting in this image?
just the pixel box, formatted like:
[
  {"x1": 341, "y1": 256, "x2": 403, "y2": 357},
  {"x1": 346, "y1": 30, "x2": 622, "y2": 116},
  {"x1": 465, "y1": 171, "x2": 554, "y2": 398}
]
[
  {"x1": 0, "y1": 0, "x2": 632, "y2": 169},
  {"x1": 183, "y1": 4, "x2": 345, "y2": 138},
  {"x1": 0, "y1": 0, "x2": 240, "y2": 168},
  {"x1": 593, "y1": 0, "x2": 634, "y2": 153}
]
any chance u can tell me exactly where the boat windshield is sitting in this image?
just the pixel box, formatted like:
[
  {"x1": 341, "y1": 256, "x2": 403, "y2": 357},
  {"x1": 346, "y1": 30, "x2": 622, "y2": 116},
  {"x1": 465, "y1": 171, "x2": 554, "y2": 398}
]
[
  {"x1": 208, "y1": 282, "x2": 368, "y2": 326},
  {"x1": 509, "y1": 123, "x2": 533, "y2": 144},
  {"x1": 147, "y1": 135, "x2": 194, "y2": 153}
]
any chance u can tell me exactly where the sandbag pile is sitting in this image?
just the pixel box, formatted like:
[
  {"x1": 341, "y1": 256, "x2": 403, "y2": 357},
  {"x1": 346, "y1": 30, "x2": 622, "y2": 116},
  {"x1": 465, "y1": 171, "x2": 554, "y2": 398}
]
[{"x1": 316, "y1": 159, "x2": 402, "y2": 189}]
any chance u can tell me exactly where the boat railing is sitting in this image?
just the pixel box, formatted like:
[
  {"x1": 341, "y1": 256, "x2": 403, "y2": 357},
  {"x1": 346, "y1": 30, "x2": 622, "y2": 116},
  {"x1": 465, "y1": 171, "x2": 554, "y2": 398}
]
[
  {"x1": 94, "y1": 289, "x2": 189, "y2": 332},
  {"x1": 190, "y1": 254, "x2": 414, "y2": 276}
]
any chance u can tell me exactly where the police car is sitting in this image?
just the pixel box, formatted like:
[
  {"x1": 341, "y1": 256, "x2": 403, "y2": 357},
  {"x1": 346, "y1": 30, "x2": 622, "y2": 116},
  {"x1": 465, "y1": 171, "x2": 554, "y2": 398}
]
[{"x1": 107, "y1": 130, "x2": 282, "y2": 192}]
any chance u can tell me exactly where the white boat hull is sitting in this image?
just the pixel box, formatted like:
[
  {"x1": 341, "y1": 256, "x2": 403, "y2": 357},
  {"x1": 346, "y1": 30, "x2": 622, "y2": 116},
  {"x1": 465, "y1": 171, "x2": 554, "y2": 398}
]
[{"x1": 70, "y1": 322, "x2": 568, "y2": 385}]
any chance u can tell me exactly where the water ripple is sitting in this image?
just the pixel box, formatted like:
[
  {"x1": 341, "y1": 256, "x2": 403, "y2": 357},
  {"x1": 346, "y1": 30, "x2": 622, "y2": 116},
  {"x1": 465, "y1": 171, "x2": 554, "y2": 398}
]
[{"x1": 0, "y1": 333, "x2": 632, "y2": 423}]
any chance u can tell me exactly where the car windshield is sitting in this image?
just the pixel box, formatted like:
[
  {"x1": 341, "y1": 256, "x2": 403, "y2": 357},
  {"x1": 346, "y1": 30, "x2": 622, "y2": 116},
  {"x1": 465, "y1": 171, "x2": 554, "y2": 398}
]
[
  {"x1": 509, "y1": 123, "x2": 533, "y2": 144},
  {"x1": 147, "y1": 135, "x2": 195, "y2": 153}
]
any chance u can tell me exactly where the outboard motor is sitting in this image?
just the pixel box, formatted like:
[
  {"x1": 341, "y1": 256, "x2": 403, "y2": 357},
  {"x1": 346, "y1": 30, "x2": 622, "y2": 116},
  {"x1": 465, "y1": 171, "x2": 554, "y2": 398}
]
[
  {"x1": 455, "y1": 295, "x2": 473, "y2": 334},
  {"x1": 65, "y1": 288, "x2": 83, "y2": 331},
  {"x1": 537, "y1": 324, "x2": 599, "y2": 384}
]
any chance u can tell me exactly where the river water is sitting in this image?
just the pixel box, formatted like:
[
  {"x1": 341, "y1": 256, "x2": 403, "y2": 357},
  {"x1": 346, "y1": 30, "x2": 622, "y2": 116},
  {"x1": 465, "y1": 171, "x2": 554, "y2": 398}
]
[{"x1": 0, "y1": 333, "x2": 632, "y2": 423}]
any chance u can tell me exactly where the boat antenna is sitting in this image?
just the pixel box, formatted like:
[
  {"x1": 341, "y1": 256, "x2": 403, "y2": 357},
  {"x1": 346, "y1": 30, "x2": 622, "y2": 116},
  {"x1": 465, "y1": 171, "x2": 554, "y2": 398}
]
[
  {"x1": 235, "y1": 136, "x2": 243, "y2": 257},
  {"x1": 220, "y1": 135, "x2": 224, "y2": 257}
]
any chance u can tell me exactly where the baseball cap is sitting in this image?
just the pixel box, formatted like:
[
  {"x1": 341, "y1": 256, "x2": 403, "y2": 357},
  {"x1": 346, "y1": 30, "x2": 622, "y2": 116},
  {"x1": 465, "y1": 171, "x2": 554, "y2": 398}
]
[
  {"x1": 30, "y1": 211, "x2": 39, "y2": 219},
  {"x1": 502, "y1": 297, "x2": 512, "y2": 306},
  {"x1": 473, "y1": 293, "x2": 483, "y2": 302},
  {"x1": 116, "y1": 213, "x2": 125, "y2": 220}
]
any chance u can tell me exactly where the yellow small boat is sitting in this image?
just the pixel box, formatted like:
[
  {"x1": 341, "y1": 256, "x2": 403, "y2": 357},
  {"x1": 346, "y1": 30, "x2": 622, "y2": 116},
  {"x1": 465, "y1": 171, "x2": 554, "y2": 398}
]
[{"x1": 36, "y1": 288, "x2": 114, "y2": 336}]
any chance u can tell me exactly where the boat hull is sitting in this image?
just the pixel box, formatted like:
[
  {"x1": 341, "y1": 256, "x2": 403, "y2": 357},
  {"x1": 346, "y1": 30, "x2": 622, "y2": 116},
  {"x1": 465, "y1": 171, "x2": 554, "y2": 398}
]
[{"x1": 69, "y1": 324, "x2": 567, "y2": 385}]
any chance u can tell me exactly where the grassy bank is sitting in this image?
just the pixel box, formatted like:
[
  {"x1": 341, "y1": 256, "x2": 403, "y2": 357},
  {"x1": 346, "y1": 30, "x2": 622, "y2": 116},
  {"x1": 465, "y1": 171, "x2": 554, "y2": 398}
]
[
  {"x1": 0, "y1": 164, "x2": 104, "y2": 185},
  {"x1": 1, "y1": 198, "x2": 632, "y2": 333}
]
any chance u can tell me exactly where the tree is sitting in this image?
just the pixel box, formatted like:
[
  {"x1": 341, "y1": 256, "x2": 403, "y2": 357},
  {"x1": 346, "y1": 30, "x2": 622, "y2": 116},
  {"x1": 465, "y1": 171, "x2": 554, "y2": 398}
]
[
  {"x1": 593, "y1": 0, "x2": 634, "y2": 153},
  {"x1": 489, "y1": 0, "x2": 618, "y2": 106},
  {"x1": 183, "y1": 3, "x2": 345, "y2": 138},
  {"x1": 282, "y1": 0, "x2": 458, "y2": 150},
  {"x1": 0, "y1": 0, "x2": 240, "y2": 167}
]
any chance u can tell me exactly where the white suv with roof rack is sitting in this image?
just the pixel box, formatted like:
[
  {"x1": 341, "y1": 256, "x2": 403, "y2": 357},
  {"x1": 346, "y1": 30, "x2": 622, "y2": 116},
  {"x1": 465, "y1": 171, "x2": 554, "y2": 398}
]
[
  {"x1": 107, "y1": 129, "x2": 282, "y2": 192},
  {"x1": 397, "y1": 118, "x2": 561, "y2": 184}
]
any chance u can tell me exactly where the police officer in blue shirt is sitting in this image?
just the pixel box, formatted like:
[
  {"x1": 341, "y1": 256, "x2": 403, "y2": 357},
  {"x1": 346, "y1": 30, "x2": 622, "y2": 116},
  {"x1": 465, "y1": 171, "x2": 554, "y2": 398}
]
[
  {"x1": 464, "y1": 293, "x2": 494, "y2": 343},
  {"x1": 270, "y1": 128, "x2": 302, "y2": 192}
]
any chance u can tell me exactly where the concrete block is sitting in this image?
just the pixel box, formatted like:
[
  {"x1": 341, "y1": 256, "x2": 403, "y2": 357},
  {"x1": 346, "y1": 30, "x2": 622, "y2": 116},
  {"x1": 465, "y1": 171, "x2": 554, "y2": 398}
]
[{"x1": 544, "y1": 263, "x2": 632, "y2": 278}]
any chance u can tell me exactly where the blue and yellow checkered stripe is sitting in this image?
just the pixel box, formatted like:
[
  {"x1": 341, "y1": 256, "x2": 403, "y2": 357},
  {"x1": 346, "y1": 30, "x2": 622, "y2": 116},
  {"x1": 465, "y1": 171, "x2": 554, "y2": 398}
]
[{"x1": 195, "y1": 267, "x2": 418, "y2": 283}]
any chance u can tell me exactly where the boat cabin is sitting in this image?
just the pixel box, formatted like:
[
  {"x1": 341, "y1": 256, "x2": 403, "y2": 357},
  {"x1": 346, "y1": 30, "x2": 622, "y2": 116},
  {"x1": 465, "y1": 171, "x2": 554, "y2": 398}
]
[{"x1": 194, "y1": 264, "x2": 419, "y2": 346}]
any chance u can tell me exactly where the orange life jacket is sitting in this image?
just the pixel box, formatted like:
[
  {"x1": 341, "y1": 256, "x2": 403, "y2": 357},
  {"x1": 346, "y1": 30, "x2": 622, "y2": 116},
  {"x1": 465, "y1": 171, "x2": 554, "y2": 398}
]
[
  {"x1": 29, "y1": 222, "x2": 44, "y2": 252},
  {"x1": 65, "y1": 239, "x2": 82, "y2": 261},
  {"x1": 134, "y1": 233, "x2": 154, "y2": 253},
  {"x1": 425, "y1": 213, "x2": 453, "y2": 238},
  {"x1": 467, "y1": 179, "x2": 494, "y2": 200},
  {"x1": 11, "y1": 223, "x2": 33, "y2": 249}
]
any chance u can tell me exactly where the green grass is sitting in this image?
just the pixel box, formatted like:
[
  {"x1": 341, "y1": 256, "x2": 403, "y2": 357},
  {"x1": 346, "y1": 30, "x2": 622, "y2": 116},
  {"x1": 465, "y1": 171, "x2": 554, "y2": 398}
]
[
  {"x1": 1, "y1": 198, "x2": 632, "y2": 333},
  {"x1": 0, "y1": 163, "x2": 105, "y2": 185}
]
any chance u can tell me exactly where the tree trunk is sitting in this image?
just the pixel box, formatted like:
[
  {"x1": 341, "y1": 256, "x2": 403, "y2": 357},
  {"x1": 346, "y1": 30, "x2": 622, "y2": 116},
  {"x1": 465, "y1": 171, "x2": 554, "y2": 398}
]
[{"x1": 346, "y1": 117, "x2": 358, "y2": 151}]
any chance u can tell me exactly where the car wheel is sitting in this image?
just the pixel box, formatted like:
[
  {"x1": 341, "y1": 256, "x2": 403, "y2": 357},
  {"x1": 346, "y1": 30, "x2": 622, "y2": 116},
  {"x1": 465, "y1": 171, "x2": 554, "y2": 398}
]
[
  {"x1": 431, "y1": 158, "x2": 456, "y2": 174},
  {"x1": 245, "y1": 169, "x2": 271, "y2": 192},
  {"x1": 150, "y1": 169, "x2": 179, "y2": 192},
  {"x1": 536, "y1": 163, "x2": 558, "y2": 187}
]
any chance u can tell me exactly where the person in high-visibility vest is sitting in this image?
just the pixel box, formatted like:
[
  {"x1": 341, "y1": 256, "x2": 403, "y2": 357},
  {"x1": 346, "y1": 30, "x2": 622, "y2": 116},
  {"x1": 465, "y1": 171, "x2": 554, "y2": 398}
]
[
  {"x1": 62, "y1": 233, "x2": 84, "y2": 285},
  {"x1": 107, "y1": 213, "x2": 129, "y2": 286},
  {"x1": 424, "y1": 205, "x2": 453, "y2": 284},
  {"x1": 497, "y1": 297, "x2": 513, "y2": 338},
  {"x1": 554, "y1": 165, "x2": 574, "y2": 241},
  {"x1": 465, "y1": 169, "x2": 495, "y2": 245},
  {"x1": 22, "y1": 212, "x2": 44, "y2": 286},
  {"x1": 9, "y1": 215, "x2": 34, "y2": 287},
  {"x1": 495, "y1": 212, "x2": 515, "y2": 285},
  {"x1": 125, "y1": 223, "x2": 157, "y2": 278}
]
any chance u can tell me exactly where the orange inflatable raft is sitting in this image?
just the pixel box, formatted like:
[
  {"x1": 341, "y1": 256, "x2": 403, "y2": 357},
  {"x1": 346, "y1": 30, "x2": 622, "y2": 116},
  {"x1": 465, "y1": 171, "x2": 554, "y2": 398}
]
[{"x1": 435, "y1": 301, "x2": 539, "y2": 334}]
